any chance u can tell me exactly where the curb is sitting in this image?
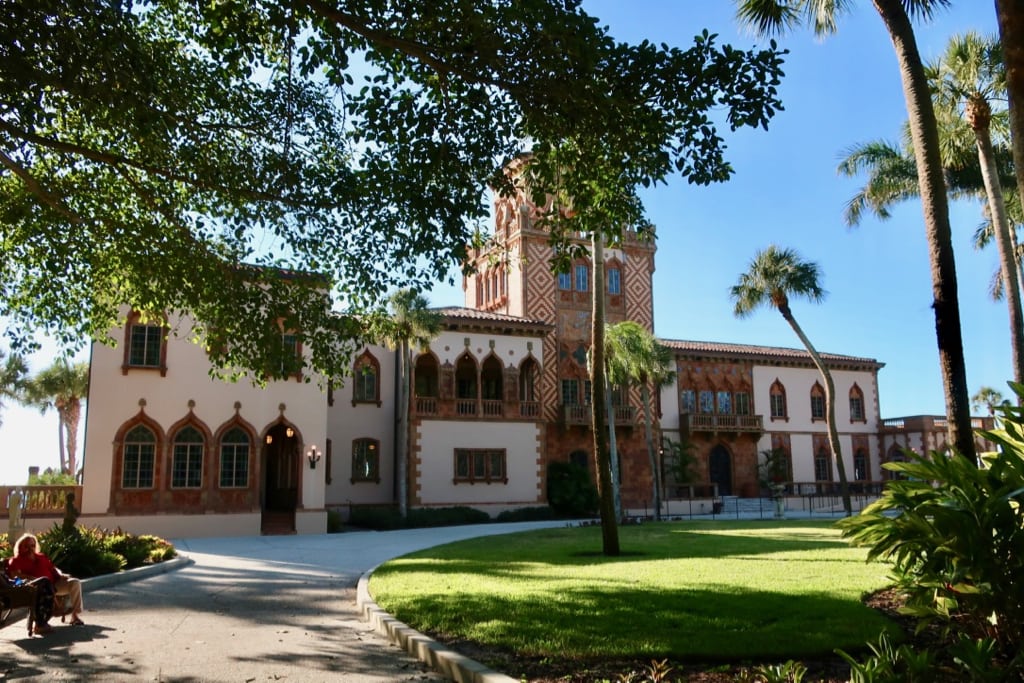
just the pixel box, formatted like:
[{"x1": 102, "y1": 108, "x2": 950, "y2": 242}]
[
  {"x1": 80, "y1": 556, "x2": 193, "y2": 593},
  {"x1": 357, "y1": 565, "x2": 518, "y2": 683}
]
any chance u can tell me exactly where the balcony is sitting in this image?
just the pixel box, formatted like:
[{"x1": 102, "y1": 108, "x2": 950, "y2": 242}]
[
  {"x1": 681, "y1": 412, "x2": 763, "y2": 434},
  {"x1": 2, "y1": 485, "x2": 83, "y2": 518},
  {"x1": 563, "y1": 405, "x2": 636, "y2": 426}
]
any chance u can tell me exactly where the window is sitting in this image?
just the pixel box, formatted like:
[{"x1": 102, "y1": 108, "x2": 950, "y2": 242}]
[
  {"x1": 219, "y1": 427, "x2": 250, "y2": 488},
  {"x1": 519, "y1": 359, "x2": 538, "y2": 402},
  {"x1": 680, "y1": 389, "x2": 696, "y2": 414},
  {"x1": 769, "y1": 380, "x2": 787, "y2": 419},
  {"x1": 735, "y1": 392, "x2": 750, "y2": 416},
  {"x1": 607, "y1": 267, "x2": 621, "y2": 295},
  {"x1": 122, "y1": 425, "x2": 156, "y2": 488},
  {"x1": 557, "y1": 271, "x2": 572, "y2": 290},
  {"x1": 561, "y1": 379, "x2": 579, "y2": 405},
  {"x1": 854, "y1": 449, "x2": 868, "y2": 481},
  {"x1": 717, "y1": 391, "x2": 732, "y2": 415},
  {"x1": 172, "y1": 425, "x2": 204, "y2": 488},
  {"x1": 814, "y1": 447, "x2": 833, "y2": 481},
  {"x1": 129, "y1": 323, "x2": 163, "y2": 367},
  {"x1": 583, "y1": 379, "x2": 592, "y2": 405},
  {"x1": 351, "y1": 438, "x2": 380, "y2": 482},
  {"x1": 481, "y1": 355, "x2": 503, "y2": 401},
  {"x1": 414, "y1": 354, "x2": 439, "y2": 397},
  {"x1": 849, "y1": 384, "x2": 865, "y2": 421},
  {"x1": 353, "y1": 353, "x2": 380, "y2": 404},
  {"x1": 810, "y1": 383, "x2": 825, "y2": 420},
  {"x1": 285, "y1": 333, "x2": 304, "y2": 374},
  {"x1": 699, "y1": 390, "x2": 714, "y2": 414},
  {"x1": 454, "y1": 448, "x2": 507, "y2": 483},
  {"x1": 574, "y1": 264, "x2": 589, "y2": 292}
]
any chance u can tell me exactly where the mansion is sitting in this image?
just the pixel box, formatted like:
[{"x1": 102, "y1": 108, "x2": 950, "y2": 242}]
[{"x1": 63, "y1": 189, "x2": 992, "y2": 538}]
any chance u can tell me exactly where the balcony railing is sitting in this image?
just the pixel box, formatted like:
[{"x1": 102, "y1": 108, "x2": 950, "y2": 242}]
[
  {"x1": 415, "y1": 396, "x2": 438, "y2": 415},
  {"x1": 2, "y1": 485, "x2": 82, "y2": 518},
  {"x1": 563, "y1": 404, "x2": 636, "y2": 425},
  {"x1": 481, "y1": 400, "x2": 503, "y2": 418},
  {"x1": 681, "y1": 412, "x2": 763, "y2": 433},
  {"x1": 455, "y1": 399, "x2": 477, "y2": 417},
  {"x1": 520, "y1": 401, "x2": 540, "y2": 418}
]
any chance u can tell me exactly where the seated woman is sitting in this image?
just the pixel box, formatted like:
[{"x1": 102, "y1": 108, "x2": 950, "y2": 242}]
[
  {"x1": 7, "y1": 533, "x2": 84, "y2": 627},
  {"x1": 1, "y1": 556, "x2": 56, "y2": 635}
]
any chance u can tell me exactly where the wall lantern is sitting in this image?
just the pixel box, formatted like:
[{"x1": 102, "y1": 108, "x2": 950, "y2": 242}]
[
  {"x1": 286, "y1": 426, "x2": 295, "y2": 438},
  {"x1": 306, "y1": 444, "x2": 321, "y2": 470},
  {"x1": 265, "y1": 434, "x2": 273, "y2": 445}
]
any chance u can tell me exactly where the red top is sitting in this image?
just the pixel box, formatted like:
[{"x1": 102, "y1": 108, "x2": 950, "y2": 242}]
[{"x1": 7, "y1": 552, "x2": 60, "y2": 583}]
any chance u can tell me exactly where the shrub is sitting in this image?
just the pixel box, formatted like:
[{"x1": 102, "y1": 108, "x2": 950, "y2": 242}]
[
  {"x1": 347, "y1": 505, "x2": 405, "y2": 530},
  {"x1": 105, "y1": 532, "x2": 177, "y2": 568},
  {"x1": 39, "y1": 524, "x2": 125, "y2": 578},
  {"x1": 837, "y1": 383, "x2": 1024, "y2": 674},
  {"x1": 495, "y1": 506, "x2": 555, "y2": 522},
  {"x1": 405, "y1": 506, "x2": 490, "y2": 528},
  {"x1": 327, "y1": 508, "x2": 344, "y2": 533},
  {"x1": 546, "y1": 462, "x2": 598, "y2": 517}
]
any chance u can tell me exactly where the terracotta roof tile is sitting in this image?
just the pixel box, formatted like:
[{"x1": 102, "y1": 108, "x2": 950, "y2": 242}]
[{"x1": 658, "y1": 338, "x2": 883, "y2": 367}]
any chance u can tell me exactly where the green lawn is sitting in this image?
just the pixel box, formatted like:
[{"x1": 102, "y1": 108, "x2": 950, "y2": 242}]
[{"x1": 369, "y1": 520, "x2": 900, "y2": 662}]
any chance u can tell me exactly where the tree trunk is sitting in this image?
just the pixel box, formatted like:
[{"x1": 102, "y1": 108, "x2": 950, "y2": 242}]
[
  {"x1": 780, "y1": 304, "x2": 852, "y2": 516},
  {"x1": 396, "y1": 343, "x2": 409, "y2": 518},
  {"x1": 874, "y1": 0, "x2": 976, "y2": 463},
  {"x1": 641, "y1": 382, "x2": 661, "y2": 521},
  {"x1": 973, "y1": 118, "x2": 1024, "y2": 387},
  {"x1": 603, "y1": 373, "x2": 622, "y2": 521},
  {"x1": 591, "y1": 231, "x2": 619, "y2": 555},
  {"x1": 995, "y1": 0, "x2": 1024, "y2": 394},
  {"x1": 65, "y1": 400, "x2": 81, "y2": 477}
]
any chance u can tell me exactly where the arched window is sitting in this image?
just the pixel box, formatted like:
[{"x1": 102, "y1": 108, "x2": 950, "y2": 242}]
[
  {"x1": 810, "y1": 382, "x2": 826, "y2": 420},
  {"x1": 853, "y1": 448, "x2": 869, "y2": 481},
  {"x1": 172, "y1": 425, "x2": 204, "y2": 489},
  {"x1": 219, "y1": 427, "x2": 250, "y2": 488},
  {"x1": 574, "y1": 263, "x2": 589, "y2": 292},
  {"x1": 886, "y1": 444, "x2": 908, "y2": 480},
  {"x1": 481, "y1": 355, "x2": 503, "y2": 401},
  {"x1": 351, "y1": 438, "x2": 380, "y2": 483},
  {"x1": 680, "y1": 389, "x2": 696, "y2": 414},
  {"x1": 123, "y1": 424, "x2": 156, "y2": 489},
  {"x1": 455, "y1": 353, "x2": 478, "y2": 416},
  {"x1": 814, "y1": 447, "x2": 832, "y2": 481},
  {"x1": 849, "y1": 384, "x2": 866, "y2": 422},
  {"x1": 353, "y1": 351, "x2": 380, "y2": 404},
  {"x1": 414, "y1": 354, "x2": 439, "y2": 397},
  {"x1": 519, "y1": 358, "x2": 538, "y2": 402},
  {"x1": 557, "y1": 271, "x2": 572, "y2": 290},
  {"x1": 769, "y1": 380, "x2": 787, "y2": 420}
]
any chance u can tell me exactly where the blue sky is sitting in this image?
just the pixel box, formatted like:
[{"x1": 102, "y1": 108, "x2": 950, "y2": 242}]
[{"x1": 0, "y1": 2, "x2": 1007, "y2": 483}]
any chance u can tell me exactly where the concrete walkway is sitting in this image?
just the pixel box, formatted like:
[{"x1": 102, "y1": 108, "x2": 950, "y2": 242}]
[{"x1": 0, "y1": 522, "x2": 566, "y2": 682}]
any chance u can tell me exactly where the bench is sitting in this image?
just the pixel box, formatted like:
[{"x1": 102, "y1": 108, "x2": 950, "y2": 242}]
[{"x1": 0, "y1": 580, "x2": 38, "y2": 637}]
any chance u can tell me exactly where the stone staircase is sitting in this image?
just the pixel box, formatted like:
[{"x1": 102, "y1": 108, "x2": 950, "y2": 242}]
[{"x1": 718, "y1": 496, "x2": 779, "y2": 517}]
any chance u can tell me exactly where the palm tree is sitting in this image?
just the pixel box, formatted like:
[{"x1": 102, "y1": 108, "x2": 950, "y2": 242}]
[
  {"x1": 0, "y1": 350, "x2": 28, "y2": 426},
  {"x1": 379, "y1": 289, "x2": 441, "y2": 518},
  {"x1": 993, "y1": 1, "x2": 1024, "y2": 245},
  {"x1": 931, "y1": 33, "x2": 1024, "y2": 389},
  {"x1": 590, "y1": 230, "x2": 619, "y2": 554},
  {"x1": 839, "y1": 33, "x2": 1024, "y2": 390},
  {"x1": 731, "y1": 245, "x2": 852, "y2": 516},
  {"x1": 971, "y1": 385, "x2": 1006, "y2": 416},
  {"x1": 606, "y1": 321, "x2": 675, "y2": 521},
  {"x1": 23, "y1": 359, "x2": 89, "y2": 476},
  {"x1": 736, "y1": 0, "x2": 977, "y2": 464}
]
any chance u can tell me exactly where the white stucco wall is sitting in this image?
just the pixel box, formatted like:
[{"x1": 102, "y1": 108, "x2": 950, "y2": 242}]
[
  {"x1": 415, "y1": 421, "x2": 542, "y2": 507},
  {"x1": 81, "y1": 313, "x2": 328, "y2": 519}
]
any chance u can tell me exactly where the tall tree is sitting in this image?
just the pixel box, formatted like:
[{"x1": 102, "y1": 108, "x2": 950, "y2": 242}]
[
  {"x1": 0, "y1": 350, "x2": 28, "y2": 426},
  {"x1": 736, "y1": 0, "x2": 977, "y2": 463},
  {"x1": 1, "y1": 0, "x2": 784, "y2": 384},
  {"x1": 731, "y1": 245, "x2": 852, "y2": 516},
  {"x1": 971, "y1": 385, "x2": 1005, "y2": 415},
  {"x1": 931, "y1": 33, "x2": 1024, "y2": 389},
  {"x1": 994, "y1": 0, "x2": 1024, "y2": 263},
  {"x1": 840, "y1": 32, "x2": 1024, "y2": 390},
  {"x1": 606, "y1": 321, "x2": 675, "y2": 521},
  {"x1": 589, "y1": 230, "x2": 618, "y2": 554},
  {"x1": 377, "y1": 290, "x2": 441, "y2": 519},
  {"x1": 22, "y1": 359, "x2": 89, "y2": 476}
]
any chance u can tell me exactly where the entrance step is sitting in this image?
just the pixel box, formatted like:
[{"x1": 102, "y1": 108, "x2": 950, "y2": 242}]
[{"x1": 261, "y1": 510, "x2": 296, "y2": 535}]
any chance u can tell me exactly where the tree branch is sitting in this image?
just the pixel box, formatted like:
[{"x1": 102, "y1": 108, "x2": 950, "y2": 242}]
[{"x1": 0, "y1": 149, "x2": 83, "y2": 224}]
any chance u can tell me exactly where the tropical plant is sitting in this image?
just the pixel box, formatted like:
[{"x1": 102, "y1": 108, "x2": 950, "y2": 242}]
[
  {"x1": 735, "y1": 0, "x2": 976, "y2": 463},
  {"x1": 376, "y1": 289, "x2": 441, "y2": 518},
  {"x1": 546, "y1": 461, "x2": 599, "y2": 517},
  {"x1": 0, "y1": 350, "x2": 28, "y2": 426},
  {"x1": 606, "y1": 321, "x2": 675, "y2": 521},
  {"x1": 837, "y1": 384, "x2": 1024, "y2": 665},
  {"x1": 731, "y1": 245, "x2": 852, "y2": 515},
  {"x1": 27, "y1": 468, "x2": 76, "y2": 486},
  {"x1": 758, "y1": 448, "x2": 790, "y2": 491},
  {"x1": 22, "y1": 359, "x2": 89, "y2": 476}
]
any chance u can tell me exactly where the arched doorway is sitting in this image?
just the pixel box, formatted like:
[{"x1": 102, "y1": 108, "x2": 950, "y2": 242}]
[
  {"x1": 262, "y1": 423, "x2": 299, "y2": 533},
  {"x1": 709, "y1": 445, "x2": 732, "y2": 496}
]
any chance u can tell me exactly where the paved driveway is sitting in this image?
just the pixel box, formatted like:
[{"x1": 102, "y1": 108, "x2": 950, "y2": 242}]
[{"x1": 0, "y1": 522, "x2": 566, "y2": 682}]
